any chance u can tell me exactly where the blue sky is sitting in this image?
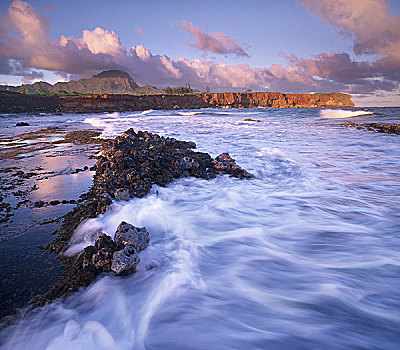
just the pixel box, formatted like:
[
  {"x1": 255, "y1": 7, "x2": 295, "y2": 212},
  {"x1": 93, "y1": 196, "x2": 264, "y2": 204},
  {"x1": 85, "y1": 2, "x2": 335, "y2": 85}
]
[{"x1": 1, "y1": 0, "x2": 400, "y2": 106}]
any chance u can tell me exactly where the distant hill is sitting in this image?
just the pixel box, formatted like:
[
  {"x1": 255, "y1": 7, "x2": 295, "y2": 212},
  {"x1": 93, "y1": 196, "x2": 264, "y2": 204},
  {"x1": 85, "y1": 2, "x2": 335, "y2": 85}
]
[{"x1": 4, "y1": 70, "x2": 164, "y2": 95}]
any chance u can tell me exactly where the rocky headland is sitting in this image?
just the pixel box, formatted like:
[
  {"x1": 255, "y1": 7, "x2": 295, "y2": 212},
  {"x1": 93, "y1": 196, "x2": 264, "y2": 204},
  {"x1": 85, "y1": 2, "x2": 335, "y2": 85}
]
[
  {"x1": 0, "y1": 90, "x2": 354, "y2": 114},
  {"x1": 62, "y1": 91, "x2": 354, "y2": 113},
  {"x1": 35, "y1": 129, "x2": 251, "y2": 305}
]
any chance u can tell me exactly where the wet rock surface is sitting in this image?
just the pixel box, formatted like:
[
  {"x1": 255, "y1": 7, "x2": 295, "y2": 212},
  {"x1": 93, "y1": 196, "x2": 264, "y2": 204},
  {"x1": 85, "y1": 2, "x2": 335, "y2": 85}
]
[
  {"x1": 343, "y1": 122, "x2": 400, "y2": 135},
  {"x1": 213, "y1": 153, "x2": 252, "y2": 179},
  {"x1": 0, "y1": 126, "x2": 105, "y2": 319},
  {"x1": 43, "y1": 129, "x2": 251, "y2": 304},
  {"x1": 111, "y1": 246, "x2": 140, "y2": 275},
  {"x1": 1, "y1": 91, "x2": 354, "y2": 114},
  {"x1": 114, "y1": 221, "x2": 149, "y2": 252},
  {"x1": 63, "y1": 130, "x2": 103, "y2": 144},
  {"x1": 244, "y1": 118, "x2": 261, "y2": 122},
  {"x1": 35, "y1": 223, "x2": 148, "y2": 305}
]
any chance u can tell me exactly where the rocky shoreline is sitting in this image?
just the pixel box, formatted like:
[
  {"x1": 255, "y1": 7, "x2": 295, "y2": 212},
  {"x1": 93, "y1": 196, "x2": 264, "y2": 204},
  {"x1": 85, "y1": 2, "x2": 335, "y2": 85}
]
[
  {"x1": 0, "y1": 91, "x2": 354, "y2": 114},
  {"x1": 343, "y1": 122, "x2": 400, "y2": 135},
  {"x1": 33, "y1": 129, "x2": 251, "y2": 306},
  {"x1": 0, "y1": 124, "x2": 107, "y2": 321}
]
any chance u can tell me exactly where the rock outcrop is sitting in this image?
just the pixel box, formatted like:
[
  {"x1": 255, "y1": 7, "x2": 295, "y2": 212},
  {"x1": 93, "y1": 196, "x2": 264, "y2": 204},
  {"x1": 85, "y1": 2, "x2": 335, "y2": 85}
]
[
  {"x1": 35, "y1": 223, "x2": 148, "y2": 305},
  {"x1": 114, "y1": 221, "x2": 149, "y2": 253},
  {"x1": 344, "y1": 122, "x2": 400, "y2": 135},
  {"x1": 61, "y1": 91, "x2": 354, "y2": 113},
  {"x1": 41, "y1": 129, "x2": 251, "y2": 304},
  {"x1": 0, "y1": 90, "x2": 354, "y2": 114}
]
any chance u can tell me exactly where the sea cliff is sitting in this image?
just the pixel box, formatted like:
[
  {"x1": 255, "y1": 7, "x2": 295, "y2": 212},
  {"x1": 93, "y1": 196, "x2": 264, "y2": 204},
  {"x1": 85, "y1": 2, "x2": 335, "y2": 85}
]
[
  {"x1": 0, "y1": 91, "x2": 354, "y2": 114},
  {"x1": 62, "y1": 92, "x2": 354, "y2": 113}
]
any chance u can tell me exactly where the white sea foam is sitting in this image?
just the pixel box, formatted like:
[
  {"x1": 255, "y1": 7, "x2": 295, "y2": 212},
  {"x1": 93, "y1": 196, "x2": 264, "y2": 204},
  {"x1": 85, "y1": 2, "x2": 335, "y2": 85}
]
[
  {"x1": 320, "y1": 109, "x2": 373, "y2": 118},
  {"x1": 1, "y1": 107, "x2": 399, "y2": 350},
  {"x1": 140, "y1": 109, "x2": 154, "y2": 115},
  {"x1": 177, "y1": 111, "x2": 202, "y2": 116}
]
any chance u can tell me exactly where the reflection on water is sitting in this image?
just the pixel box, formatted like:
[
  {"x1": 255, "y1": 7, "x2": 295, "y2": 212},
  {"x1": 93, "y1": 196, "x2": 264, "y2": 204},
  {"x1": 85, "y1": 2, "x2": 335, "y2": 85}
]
[
  {"x1": 1, "y1": 107, "x2": 400, "y2": 349},
  {"x1": 32, "y1": 172, "x2": 94, "y2": 202}
]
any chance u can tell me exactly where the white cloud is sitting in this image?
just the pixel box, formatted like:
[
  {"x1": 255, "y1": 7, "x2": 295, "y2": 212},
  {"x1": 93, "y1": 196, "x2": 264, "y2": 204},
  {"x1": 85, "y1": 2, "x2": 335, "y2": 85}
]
[{"x1": 0, "y1": 0, "x2": 399, "y2": 97}]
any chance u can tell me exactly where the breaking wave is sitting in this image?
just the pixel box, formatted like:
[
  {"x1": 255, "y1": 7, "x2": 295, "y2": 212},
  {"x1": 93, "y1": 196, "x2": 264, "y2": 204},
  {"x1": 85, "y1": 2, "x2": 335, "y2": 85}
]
[
  {"x1": 320, "y1": 109, "x2": 373, "y2": 119},
  {"x1": 177, "y1": 111, "x2": 203, "y2": 116},
  {"x1": 1, "y1": 107, "x2": 400, "y2": 349}
]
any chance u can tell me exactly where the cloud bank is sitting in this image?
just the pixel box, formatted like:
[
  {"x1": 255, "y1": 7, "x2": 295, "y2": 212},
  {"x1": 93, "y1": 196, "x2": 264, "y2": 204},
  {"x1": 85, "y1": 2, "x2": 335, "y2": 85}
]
[
  {"x1": 179, "y1": 20, "x2": 249, "y2": 58},
  {"x1": 0, "y1": 0, "x2": 399, "y2": 96}
]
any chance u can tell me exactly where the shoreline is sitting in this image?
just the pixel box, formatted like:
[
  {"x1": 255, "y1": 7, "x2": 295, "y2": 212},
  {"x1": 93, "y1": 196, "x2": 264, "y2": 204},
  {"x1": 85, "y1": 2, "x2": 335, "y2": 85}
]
[
  {"x1": 0, "y1": 126, "x2": 103, "y2": 321},
  {"x1": 0, "y1": 124, "x2": 252, "y2": 322},
  {"x1": 0, "y1": 91, "x2": 354, "y2": 114}
]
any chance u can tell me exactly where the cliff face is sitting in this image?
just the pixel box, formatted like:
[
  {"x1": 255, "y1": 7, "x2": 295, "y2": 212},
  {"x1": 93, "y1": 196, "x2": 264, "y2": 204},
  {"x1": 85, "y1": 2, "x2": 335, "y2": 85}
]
[
  {"x1": 0, "y1": 91, "x2": 354, "y2": 114},
  {"x1": 61, "y1": 92, "x2": 354, "y2": 113}
]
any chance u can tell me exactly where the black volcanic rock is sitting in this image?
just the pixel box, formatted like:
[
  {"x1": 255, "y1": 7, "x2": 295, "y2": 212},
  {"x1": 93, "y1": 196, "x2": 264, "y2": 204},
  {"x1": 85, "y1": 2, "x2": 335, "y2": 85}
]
[
  {"x1": 42, "y1": 129, "x2": 252, "y2": 304},
  {"x1": 344, "y1": 122, "x2": 400, "y2": 135},
  {"x1": 48, "y1": 129, "x2": 252, "y2": 254}
]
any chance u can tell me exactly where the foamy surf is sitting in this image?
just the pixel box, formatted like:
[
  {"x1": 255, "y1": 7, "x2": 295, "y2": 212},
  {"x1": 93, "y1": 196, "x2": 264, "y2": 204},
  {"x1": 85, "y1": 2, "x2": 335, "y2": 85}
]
[
  {"x1": 320, "y1": 109, "x2": 373, "y2": 119},
  {"x1": 1, "y1": 107, "x2": 400, "y2": 350},
  {"x1": 141, "y1": 109, "x2": 154, "y2": 115},
  {"x1": 177, "y1": 111, "x2": 202, "y2": 116}
]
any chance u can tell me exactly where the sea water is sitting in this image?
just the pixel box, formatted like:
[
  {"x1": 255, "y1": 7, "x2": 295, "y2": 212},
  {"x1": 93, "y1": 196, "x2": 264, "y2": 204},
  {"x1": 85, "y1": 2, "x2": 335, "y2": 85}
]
[{"x1": 0, "y1": 107, "x2": 399, "y2": 349}]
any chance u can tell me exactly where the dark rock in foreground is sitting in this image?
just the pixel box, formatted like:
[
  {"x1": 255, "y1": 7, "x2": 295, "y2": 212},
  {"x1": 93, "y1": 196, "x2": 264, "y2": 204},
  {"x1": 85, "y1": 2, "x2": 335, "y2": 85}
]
[
  {"x1": 49, "y1": 129, "x2": 251, "y2": 253},
  {"x1": 344, "y1": 122, "x2": 400, "y2": 135},
  {"x1": 114, "y1": 221, "x2": 149, "y2": 252},
  {"x1": 213, "y1": 153, "x2": 252, "y2": 179},
  {"x1": 111, "y1": 246, "x2": 140, "y2": 275},
  {"x1": 41, "y1": 129, "x2": 251, "y2": 305},
  {"x1": 35, "y1": 222, "x2": 148, "y2": 305}
]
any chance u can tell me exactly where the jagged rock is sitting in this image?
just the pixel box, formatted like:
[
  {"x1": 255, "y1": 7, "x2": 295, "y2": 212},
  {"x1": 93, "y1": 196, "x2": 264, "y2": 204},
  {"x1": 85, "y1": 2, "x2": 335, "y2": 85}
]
[
  {"x1": 42, "y1": 130, "x2": 252, "y2": 305},
  {"x1": 91, "y1": 232, "x2": 118, "y2": 271},
  {"x1": 114, "y1": 188, "x2": 130, "y2": 201},
  {"x1": 114, "y1": 221, "x2": 149, "y2": 252},
  {"x1": 60, "y1": 92, "x2": 354, "y2": 113},
  {"x1": 244, "y1": 118, "x2": 261, "y2": 122},
  {"x1": 180, "y1": 156, "x2": 200, "y2": 170},
  {"x1": 213, "y1": 153, "x2": 252, "y2": 179},
  {"x1": 15, "y1": 122, "x2": 30, "y2": 126},
  {"x1": 48, "y1": 129, "x2": 251, "y2": 254},
  {"x1": 343, "y1": 122, "x2": 400, "y2": 135},
  {"x1": 111, "y1": 246, "x2": 140, "y2": 275},
  {"x1": 35, "y1": 232, "x2": 116, "y2": 306}
]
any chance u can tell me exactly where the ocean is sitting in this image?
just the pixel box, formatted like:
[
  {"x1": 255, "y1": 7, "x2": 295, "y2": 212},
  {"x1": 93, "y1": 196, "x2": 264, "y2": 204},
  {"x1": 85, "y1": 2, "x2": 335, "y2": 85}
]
[{"x1": 0, "y1": 107, "x2": 399, "y2": 349}]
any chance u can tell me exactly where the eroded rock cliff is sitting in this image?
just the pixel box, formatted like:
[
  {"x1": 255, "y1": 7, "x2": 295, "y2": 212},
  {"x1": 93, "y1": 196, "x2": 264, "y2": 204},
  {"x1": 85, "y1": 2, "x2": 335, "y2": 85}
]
[
  {"x1": 61, "y1": 91, "x2": 354, "y2": 113},
  {"x1": 0, "y1": 91, "x2": 354, "y2": 114}
]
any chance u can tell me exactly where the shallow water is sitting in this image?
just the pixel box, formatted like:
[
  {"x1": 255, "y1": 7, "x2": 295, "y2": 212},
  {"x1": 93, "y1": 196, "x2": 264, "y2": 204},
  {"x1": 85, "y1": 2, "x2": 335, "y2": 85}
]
[{"x1": 1, "y1": 107, "x2": 400, "y2": 349}]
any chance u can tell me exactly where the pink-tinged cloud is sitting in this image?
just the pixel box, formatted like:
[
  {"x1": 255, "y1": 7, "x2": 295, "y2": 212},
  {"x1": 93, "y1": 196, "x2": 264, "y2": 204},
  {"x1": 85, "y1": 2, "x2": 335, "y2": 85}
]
[
  {"x1": 135, "y1": 25, "x2": 143, "y2": 35},
  {"x1": 0, "y1": 0, "x2": 399, "y2": 96},
  {"x1": 40, "y1": 3, "x2": 54, "y2": 11},
  {"x1": 179, "y1": 20, "x2": 250, "y2": 58},
  {"x1": 301, "y1": 0, "x2": 400, "y2": 63}
]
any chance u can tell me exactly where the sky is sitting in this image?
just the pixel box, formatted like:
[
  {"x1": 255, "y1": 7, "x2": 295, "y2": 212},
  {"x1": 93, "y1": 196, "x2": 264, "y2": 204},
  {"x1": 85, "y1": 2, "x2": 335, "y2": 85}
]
[{"x1": 0, "y1": 0, "x2": 400, "y2": 106}]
